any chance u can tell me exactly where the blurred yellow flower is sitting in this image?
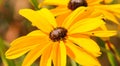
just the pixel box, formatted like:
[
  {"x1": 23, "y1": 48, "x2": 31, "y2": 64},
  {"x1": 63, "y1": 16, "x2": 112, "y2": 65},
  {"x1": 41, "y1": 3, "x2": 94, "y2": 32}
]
[
  {"x1": 40, "y1": 0, "x2": 120, "y2": 26},
  {"x1": 5, "y1": 8, "x2": 116, "y2": 66},
  {"x1": 39, "y1": 0, "x2": 102, "y2": 16}
]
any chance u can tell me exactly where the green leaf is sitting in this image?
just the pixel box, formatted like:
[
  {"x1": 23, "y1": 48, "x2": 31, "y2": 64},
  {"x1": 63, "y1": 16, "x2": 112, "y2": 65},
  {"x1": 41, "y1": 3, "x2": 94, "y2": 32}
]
[
  {"x1": 29, "y1": 0, "x2": 39, "y2": 10},
  {"x1": 94, "y1": 37, "x2": 105, "y2": 48},
  {"x1": 94, "y1": 37, "x2": 118, "y2": 66},
  {"x1": 70, "y1": 59, "x2": 77, "y2": 66},
  {"x1": 107, "y1": 51, "x2": 118, "y2": 66},
  {"x1": 0, "y1": 37, "x2": 16, "y2": 66},
  {"x1": 100, "y1": 46, "x2": 118, "y2": 66}
]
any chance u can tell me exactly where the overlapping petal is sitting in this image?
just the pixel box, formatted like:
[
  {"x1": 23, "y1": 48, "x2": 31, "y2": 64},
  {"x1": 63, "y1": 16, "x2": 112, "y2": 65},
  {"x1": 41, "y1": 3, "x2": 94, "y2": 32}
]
[
  {"x1": 72, "y1": 8, "x2": 95, "y2": 21},
  {"x1": 66, "y1": 41, "x2": 101, "y2": 66},
  {"x1": 40, "y1": 44, "x2": 53, "y2": 66},
  {"x1": 87, "y1": 0, "x2": 102, "y2": 5},
  {"x1": 62, "y1": 7, "x2": 87, "y2": 28},
  {"x1": 36, "y1": 8, "x2": 57, "y2": 28},
  {"x1": 51, "y1": 41, "x2": 66, "y2": 66},
  {"x1": 99, "y1": 9, "x2": 120, "y2": 25},
  {"x1": 56, "y1": 12, "x2": 71, "y2": 27},
  {"x1": 51, "y1": 43, "x2": 59, "y2": 66},
  {"x1": 51, "y1": 6, "x2": 71, "y2": 16},
  {"x1": 114, "y1": 12, "x2": 120, "y2": 18},
  {"x1": 68, "y1": 36, "x2": 101, "y2": 57},
  {"x1": 5, "y1": 36, "x2": 49, "y2": 59},
  {"x1": 94, "y1": 5, "x2": 120, "y2": 25},
  {"x1": 83, "y1": 31, "x2": 117, "y2": 37},
  {"x1": 5, "y1": 45, "x2": 35, "y2": 59},
  {"x1": 19, "y1": 8, "x2": 56, "y2": 33},
  {"x1": 22, "y1": 41, "x2": 52, "y2": 66},
  {"x1": 68, "y1": 17, "x2": 105, "y2": 34},
  {"x1": 27, "y1": 30, "x2": 47, "y2": 36},
  {"x1": 104, "y1": 4, "x2": 120, "y2": 9},
  {"x1": 87, "y1": 9, "x2": 102, "y2": 18}
]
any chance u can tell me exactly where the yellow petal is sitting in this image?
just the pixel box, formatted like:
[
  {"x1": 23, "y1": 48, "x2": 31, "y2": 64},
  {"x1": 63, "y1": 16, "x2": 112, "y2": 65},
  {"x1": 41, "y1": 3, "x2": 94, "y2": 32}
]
[
  {"x1": 19, "y1": 8, "x2": 54, "y2": 33},
  {"x1": 66, "y1": 45, "x2": 75, "y2": 59},
  {"x1": 68, "y1": 17, "x2": 105, "y2": 34},
  {"x1": 22, "y1": 41, "x2": 52, "y2": 66},
  {"x1": 88, "y1": 9, "x2": 102, "y2": 18},
  {"x1": 27, "y1": 30, "x2": 47, "y2": 36},
  {"x1": 5, "y1": 45, "x2": 35, "y2": 59},
  {"x1": 10, "y1": 36, "x2": 48, "y2": 46},
  {"x1": 41, "y1": 0, "x2": 69, "y2": 6},
  {"x1": 100, "y1": 24, "x2": 108, "y2": 30},
  {"x1": 68, "y1": 33, "x2": 89, "y2": 38},
  {"x1": 5, "y1": 36, "x2": 49, "y2": 59},
  {"x1": 68, "y1": 36, "x2": 101, "y2": 57},
  {"x1": 87, "y1": 0, "x2": 102, "y2": 3},
  {"x1": 51, "y1": 43, "x2": 59, "y2": 66},
  {"x1": 40, "y1": 44, "x2": 53, "y2": 66},
  {"x1": 59, "y1": 41, "x2": 66, "y2": 66},
  {"x1": 113, "y1": 13, "x2": 120, "y2": 27},
  {"x1": 62, "y1": 7, "x2": 87, "y2": 29},
  {"x1": 71, "y1": 8, "x2": 94, "y2": 23},
  {"x1": 51, "y1": 6, "x2": 71, "y2": 16},
  {"x1": 108, "y1": 4, "x2": 120, "y2": 8},
  {"x1": 99, "y1": 9, "x2": 120, "y2": 25},
  {"x1": 66, "y1": 41, "x2": 101, "y2": 66},
  {"x1": 56, "y1": 12, "x2": 71, "y2": 27},
  {"x1": 114, "y1": 13, "x2": 120, "y2": 18},
  {"x1": 83, "y1": 31, "x2": 117, "y2": 37},
  {"x1": 87, "y1": 0, "x2": 102, "y2": 5},
  {"x1": 36, "y1": 8, "x2": 57, "y2": 28},
  {"x1": 96, "y1": 5, "x2": 120, "y2": 14},
  {"x1": 52, "y1": 41, "x2": 66, "y2": 66}
]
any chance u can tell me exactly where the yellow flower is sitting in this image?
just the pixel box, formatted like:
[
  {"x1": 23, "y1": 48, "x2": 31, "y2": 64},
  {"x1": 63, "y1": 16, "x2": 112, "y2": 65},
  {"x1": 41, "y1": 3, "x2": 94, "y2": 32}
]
[
  {"x1": 5, "y1": 8, "x2": 116, "y2": 66},
  {"x1": 40, "y1": 0, "x2": 120, "y2": 26},
  {"x1": 40, "y1": 0, "x2": 102, "y2": 16}
]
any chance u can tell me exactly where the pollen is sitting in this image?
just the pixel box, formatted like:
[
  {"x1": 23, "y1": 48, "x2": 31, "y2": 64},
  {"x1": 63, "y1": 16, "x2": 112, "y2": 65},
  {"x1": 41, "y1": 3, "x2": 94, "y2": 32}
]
[
  {"x1": 49, "y1": 27, "x2": 67, "y2": 42},
  {"x1": 68, "y1": 0, "x2": 88, "y2": 10}
]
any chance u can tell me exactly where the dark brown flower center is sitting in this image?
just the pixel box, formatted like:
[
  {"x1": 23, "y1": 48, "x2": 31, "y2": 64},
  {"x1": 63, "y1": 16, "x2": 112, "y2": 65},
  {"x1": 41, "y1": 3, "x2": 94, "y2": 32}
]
[
  {"x1": 49, "y1": 27, "x2": 67, "y2": 42},
  {"x1": 68, "y1": 0, "x2": 88, "y2": 10}
]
